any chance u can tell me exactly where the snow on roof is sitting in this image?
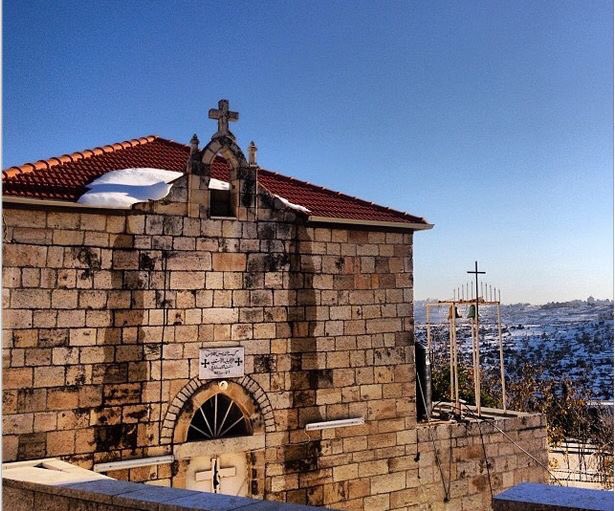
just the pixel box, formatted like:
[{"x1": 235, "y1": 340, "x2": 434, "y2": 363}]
[
  {"x1": 273, "y1": 194, "x2": 311, "y2": 214},
  {"x1": 77, "y1": 168, "x2": 183, "y2": 209},
  {"x1": 209, "y1": 178, "x2": 230, "y2": 191}
]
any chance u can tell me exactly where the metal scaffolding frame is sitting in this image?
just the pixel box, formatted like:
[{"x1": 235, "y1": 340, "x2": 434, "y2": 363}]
[{"x1": 425, "y1": 295, "x2": 506, "y2": 418}]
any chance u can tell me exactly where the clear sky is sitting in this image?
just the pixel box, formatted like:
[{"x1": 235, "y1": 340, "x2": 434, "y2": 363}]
[{"x1": 3, "y1": 1, "x2": 612, "y2": 304}]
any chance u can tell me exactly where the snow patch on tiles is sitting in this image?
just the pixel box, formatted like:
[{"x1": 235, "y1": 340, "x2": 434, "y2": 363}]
[
  {"x1": 273, "y1": 194, "x2": 311, "y2": 214},
  {"x1": 209, "y1": 178, "x2": 230, "y2": 191},
  {"x1": 77, "y1": 168, "x2": 183, "y2": 209}
]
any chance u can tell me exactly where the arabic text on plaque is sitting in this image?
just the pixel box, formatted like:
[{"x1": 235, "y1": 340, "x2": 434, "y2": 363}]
[{"x1": 199, "y1": 347, "x2": 245, "y2": 379}]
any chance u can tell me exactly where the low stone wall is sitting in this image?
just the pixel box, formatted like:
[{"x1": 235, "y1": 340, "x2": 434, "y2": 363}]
[
  {"x1": 2, "y1": 410, "x2": 547, "y2": 511},
  {"x1": 2, "y1": 477, "x2": 332, "y2": 511},
  {"x1": 408, "y1": 411, "x2": 548, "y2": 510}
]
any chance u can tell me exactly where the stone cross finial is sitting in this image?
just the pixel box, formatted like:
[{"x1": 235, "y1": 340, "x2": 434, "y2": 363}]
[
  {"x1": 248, "y1": 141, "x2": 257, "y2": 166},
  {"x1": 208, "y1": 99, "x2": 239, "y2": 139}
]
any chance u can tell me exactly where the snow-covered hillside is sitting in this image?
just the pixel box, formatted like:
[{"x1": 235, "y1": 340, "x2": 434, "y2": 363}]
[{"x1": 414, "y1": 299, "x2": 614, "y2": 400}]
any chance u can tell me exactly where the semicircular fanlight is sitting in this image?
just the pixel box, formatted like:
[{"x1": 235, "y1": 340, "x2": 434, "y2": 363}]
[{"x1": 187, "y1": 393, "x2": 252, "y2": 441}]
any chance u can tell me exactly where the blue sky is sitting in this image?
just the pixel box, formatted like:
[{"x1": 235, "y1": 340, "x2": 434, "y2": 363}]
[{"x1": 3, "y1": 1, "x2": 612, "y2": 303}]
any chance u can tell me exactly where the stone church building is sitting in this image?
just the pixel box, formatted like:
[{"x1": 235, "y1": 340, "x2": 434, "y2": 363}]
[{"x1": 2, "y1": 100, "x2": 547, "y2": 510}]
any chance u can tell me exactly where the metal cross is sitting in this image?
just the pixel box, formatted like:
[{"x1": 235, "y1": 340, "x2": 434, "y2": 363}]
[
  {"x1": 201, "y1": 359, "x2": 208, "y2": 369},
  {"x1": 235, "y1": 357, "x2": 242, "y2": 367},
  {"x1": 467, "y1": 260, "x2": 486, "y2": 314},
  {"x1": 208, "y1": 99, "x2": 239, "y2": 137}
]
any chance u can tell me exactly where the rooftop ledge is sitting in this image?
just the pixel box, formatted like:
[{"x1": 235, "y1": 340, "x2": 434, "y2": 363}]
[
  {"x1": 3, "y1": 472, "x2": 333, "y2": 511},
  {"x1": 493, "y1": 483, "x2": 614, "y2": 511},
  {"x1": 416, "y1": 402, "x2": 543, "y2": 428}
]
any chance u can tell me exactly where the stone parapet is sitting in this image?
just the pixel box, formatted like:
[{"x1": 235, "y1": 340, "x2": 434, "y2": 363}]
[
  {"x1": 410, "y1": 412, "x2": 548, "y2": 510},
  {"x1": 2, "y1": 477, "x2": 332, "y2": 511}
]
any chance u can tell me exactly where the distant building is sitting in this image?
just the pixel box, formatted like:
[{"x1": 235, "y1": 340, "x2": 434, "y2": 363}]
[{"x1": 2, "y1": 99, "x2": 547, "y2": 509}]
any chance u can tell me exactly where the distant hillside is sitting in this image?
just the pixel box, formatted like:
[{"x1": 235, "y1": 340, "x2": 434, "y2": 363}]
[
  {"x1": 415, "y1": 298, "x2": 613, "y2": 321},
  {"x1": 414, "y1": 298, "x2": 614, "y2": 400}
]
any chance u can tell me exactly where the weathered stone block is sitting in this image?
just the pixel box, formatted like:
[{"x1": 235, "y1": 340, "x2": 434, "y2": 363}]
[
  {"x1": 363, "y1": 494, "x2": 389, "y2": 511},
  {"x1": 371, "y1": 471, "x2": 406, "y2": 494},
  {"x1": 69, "y1": 328, "x2": 97, "y2": 346},
  {"x1": 33, "y1": 366, "x2": 64, "y2": 388},
  {"x1": 3, "y1": 413, "x2": 33, "y2": 435},
  {"x1": 212, "y1": 252, "x2": 246, "y2": 271},
  {"x1": 3, "y1": 368, "x2": 33, "y2": 389},
  {"x1": 202, "y1": 307, "x2": 239, "y2": 324},
  {"x1": 4, "y1": 295, "x2": 32, "y2": 321},
  {"x1": 332, "y1": 463, "x2": 359, "y2": 482},
  {"x1": 4, "y1": 245, "x2": 47, "y2": 267}
]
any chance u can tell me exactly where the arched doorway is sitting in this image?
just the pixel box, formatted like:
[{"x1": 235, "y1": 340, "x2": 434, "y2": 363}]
[{"x1": 171, "y1": 381, "x2": 266, "y2": 497}]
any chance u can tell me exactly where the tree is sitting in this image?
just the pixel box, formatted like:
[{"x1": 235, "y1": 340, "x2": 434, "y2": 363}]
[{"x1": 430, "y1": 353, "x2": 613, "y2": 488}]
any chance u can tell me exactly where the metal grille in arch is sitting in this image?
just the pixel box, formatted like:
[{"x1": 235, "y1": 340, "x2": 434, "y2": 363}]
[{"x1": 187, "y1": 393, "x2": 252, "y2": 441}]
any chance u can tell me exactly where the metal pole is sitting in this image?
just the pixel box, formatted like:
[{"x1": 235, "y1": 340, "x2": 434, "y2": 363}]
[
  {"x1": 467, "y1": 261, "x2": 485, "y2": 417},
  {"x1": 449, "y1": 305, "x2": 454, "y2": 403},
  {"x1": 474, "y1": 264, "x2": 481, "y2": 416},
  {"x1": 497, "y1": 301, "x2": 507, "y2": 412},
  {"x1": 452, "y1": 307, "x2": 460, "y2": 417},
  {"x1": 473, "y1": 316, "x2": 481, "y2": 416},
  {"x1": 426, "y1": 304, "x2": 432, "y2": 354}
]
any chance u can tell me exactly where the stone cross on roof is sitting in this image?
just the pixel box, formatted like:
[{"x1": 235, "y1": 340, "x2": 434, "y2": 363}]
[{"x1": 208, "y1": 99, "x2": 239, "y2": 139}]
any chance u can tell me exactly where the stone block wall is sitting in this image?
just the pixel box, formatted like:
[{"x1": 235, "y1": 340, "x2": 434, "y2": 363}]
[
  {"x1": 2, "y1": 194, "x2": 416, "y2": 506},
  {"x1": 2, "y1": 185, "x2": 547, "y2": 510}
]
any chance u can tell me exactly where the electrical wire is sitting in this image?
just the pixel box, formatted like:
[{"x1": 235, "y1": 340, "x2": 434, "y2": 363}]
[
  {"x1": 416, "y1": 371, "x2": 451, "y2": 502},
  {"x1": 460, "y1": 402, "x2": 565, "y2": 486},
  {"x1": 476, "y1": 417, "x2": 494, "y2": 499}
]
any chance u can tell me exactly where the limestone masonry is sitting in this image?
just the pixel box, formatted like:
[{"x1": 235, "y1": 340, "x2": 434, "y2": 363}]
[{"x1": 2, "y1": 101, "x2": 547, "y2": 510}]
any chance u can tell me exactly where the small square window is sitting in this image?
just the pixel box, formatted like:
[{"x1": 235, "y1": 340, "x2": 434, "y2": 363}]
[{"x1": 210, "y1": 189, "x2": 234, "y2": 217}]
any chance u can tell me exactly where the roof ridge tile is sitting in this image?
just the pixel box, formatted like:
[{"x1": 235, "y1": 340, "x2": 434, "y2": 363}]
[{"x1": 3, "y1": 134, "x2": 163, "y2": 179}]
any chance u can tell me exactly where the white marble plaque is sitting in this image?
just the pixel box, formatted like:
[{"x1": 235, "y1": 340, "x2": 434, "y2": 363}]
[{"x1": 199, "y1": 347, "x2": 245, "y2": 379}]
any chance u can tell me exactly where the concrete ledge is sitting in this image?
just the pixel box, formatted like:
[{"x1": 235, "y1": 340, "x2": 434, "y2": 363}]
[
  {"x1": 3, "y1": 478, "x2": 332, "y2": 511},
  {"x1": 2, "y1": 458, "x2": 111, "y2": 485},
  {"x1": 493, "y1": 483, "x2": 614, "y2": 511}
]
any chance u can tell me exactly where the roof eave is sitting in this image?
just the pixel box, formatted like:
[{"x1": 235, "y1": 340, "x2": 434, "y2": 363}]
[
  {"x1": 307, "y1": 215, "x2": 434, "y2": 231},
  {"x1": 2, "y1": 196, "x2": 124, "y2": 212},
  {"x1": 2, "y1": 197, "x2": 435, "y2": 231}
]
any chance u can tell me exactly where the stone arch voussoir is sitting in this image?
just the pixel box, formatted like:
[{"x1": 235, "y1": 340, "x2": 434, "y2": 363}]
[
  {"x1": 160, "y1": 375, "x2": 275, "y2": 445},
  {"x1": 201, "y1": 136, "x2": 248, "y2": 170}
]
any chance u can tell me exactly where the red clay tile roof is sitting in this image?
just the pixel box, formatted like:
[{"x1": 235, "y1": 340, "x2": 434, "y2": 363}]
[{"x1": 2, "y1": 135, "x2": 430, "y2": 227}]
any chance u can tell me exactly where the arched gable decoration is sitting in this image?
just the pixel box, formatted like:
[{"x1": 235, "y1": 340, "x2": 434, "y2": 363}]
[
  {"x1": 201, "y1": 136, "x2": 248, "y2": 172},
  {"x1": 160, "y1": 376, "x2": 275, "y2": 446},
  {"x1": 197, "y1": 99, "x2": 248, "y2": 173},
  {"x1": 184, "y1": 99, "x2": 257, "y2": 221}
]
